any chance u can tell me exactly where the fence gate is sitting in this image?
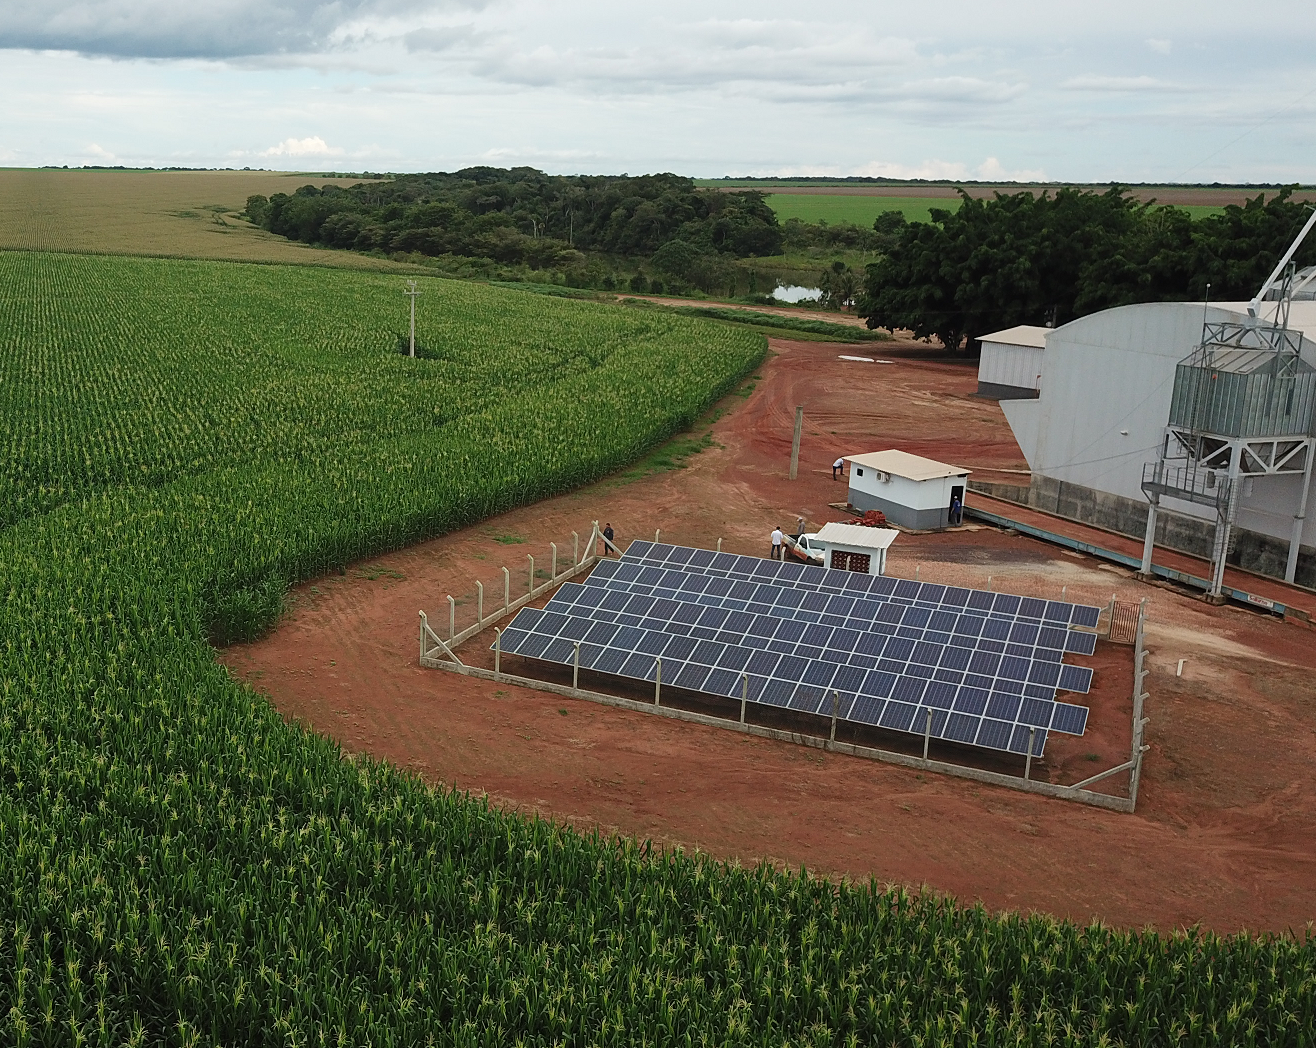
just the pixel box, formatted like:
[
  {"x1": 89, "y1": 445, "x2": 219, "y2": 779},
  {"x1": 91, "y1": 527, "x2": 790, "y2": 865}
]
[{"x1": 1107, "y1": 600, "x2": 1141, "y2": 644}]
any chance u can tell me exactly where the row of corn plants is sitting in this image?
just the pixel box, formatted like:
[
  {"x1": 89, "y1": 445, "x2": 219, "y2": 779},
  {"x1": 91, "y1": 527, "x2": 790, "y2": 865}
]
[{"x1": 0, "y1": 249, "x2": 1312, "y2": 1045}]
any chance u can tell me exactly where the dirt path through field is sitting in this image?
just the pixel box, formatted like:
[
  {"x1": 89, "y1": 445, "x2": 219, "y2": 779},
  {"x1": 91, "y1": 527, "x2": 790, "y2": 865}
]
[{"x1": 222, "y1": 338, "x2": 1316, "y2": 934}]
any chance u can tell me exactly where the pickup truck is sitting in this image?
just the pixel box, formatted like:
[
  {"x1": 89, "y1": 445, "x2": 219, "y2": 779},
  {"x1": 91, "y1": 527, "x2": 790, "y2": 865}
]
[{"x1": 785, "y1": 532, "x2": 825, "y2": 565}]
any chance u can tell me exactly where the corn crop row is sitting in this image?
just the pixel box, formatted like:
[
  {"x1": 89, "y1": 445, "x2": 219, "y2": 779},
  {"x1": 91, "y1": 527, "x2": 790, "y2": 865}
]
[{"x1": 0, "y1": 250, "x2": 1311, "y2": 1045}]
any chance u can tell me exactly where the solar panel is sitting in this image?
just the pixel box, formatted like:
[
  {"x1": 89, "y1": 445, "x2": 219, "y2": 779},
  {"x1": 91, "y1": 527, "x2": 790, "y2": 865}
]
[{"x1": 499, "y1": 596, "x2": 1092, "y2": 761}]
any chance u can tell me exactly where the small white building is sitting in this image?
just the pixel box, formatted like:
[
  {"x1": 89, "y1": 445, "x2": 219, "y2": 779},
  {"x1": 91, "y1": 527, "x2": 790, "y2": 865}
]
[
  {"x1": 977, "y1": 324, "x2": 1049, "y2": 400},
  {"x1": 815, "y1": 522, "x2": 898, "y2": 575},
  {"x1": 844, "y1": 450, "x2": 971, "y2": 530}
]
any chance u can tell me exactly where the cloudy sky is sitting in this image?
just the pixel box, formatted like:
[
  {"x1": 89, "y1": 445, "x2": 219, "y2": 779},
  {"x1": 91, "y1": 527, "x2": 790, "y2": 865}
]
[{"x1": 1, "y1": 0, "x2": 1313, "y2": 182}]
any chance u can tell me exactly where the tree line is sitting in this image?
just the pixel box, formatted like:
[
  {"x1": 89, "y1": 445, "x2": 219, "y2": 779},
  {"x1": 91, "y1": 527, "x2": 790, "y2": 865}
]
[
  {"x1": 856, "y1": 187, "x2": 1316, "y2": 352},
  {"x1": 245, "y1": 168, "x2": 783, "y2": 292}
]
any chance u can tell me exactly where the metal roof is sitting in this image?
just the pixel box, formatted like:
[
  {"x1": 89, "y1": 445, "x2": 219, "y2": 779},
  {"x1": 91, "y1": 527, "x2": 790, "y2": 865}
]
[
  {"x1": 845, "y1": 449, "x2": 971, "y2": 481},
  {"x1": 979, "y1": 324, "x2": 1049, "y2": 349},
  {"x1": 815, "y1": 522, "x2": 900, "y2": 550}
]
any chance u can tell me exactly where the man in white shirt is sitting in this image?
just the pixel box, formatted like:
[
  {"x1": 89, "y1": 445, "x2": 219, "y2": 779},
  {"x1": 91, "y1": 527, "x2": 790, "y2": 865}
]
[
  {"x1": 833, "y1": 457, "x2": 845, "y2": 480},
  {"x1": 770, "y1": 526, "x2": 784, "y2": 559}
]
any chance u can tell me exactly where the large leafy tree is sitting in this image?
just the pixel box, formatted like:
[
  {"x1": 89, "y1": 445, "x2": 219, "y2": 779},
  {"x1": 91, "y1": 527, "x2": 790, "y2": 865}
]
[{"x1": 856, "y1": 186, "x2": 1315, "y2": 352}]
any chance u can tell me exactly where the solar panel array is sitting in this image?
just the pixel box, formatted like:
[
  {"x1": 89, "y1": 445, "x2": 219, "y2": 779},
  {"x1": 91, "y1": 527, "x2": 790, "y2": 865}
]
[{"x1": 496, "y1": 542, "x2": 1102, "y2": 758}]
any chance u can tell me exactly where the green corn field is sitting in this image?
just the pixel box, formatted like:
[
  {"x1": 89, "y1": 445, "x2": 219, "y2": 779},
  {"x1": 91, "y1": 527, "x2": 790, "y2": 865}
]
[{"x1": 0, "y1": 248, "x2": 1312, "y2": 1045}]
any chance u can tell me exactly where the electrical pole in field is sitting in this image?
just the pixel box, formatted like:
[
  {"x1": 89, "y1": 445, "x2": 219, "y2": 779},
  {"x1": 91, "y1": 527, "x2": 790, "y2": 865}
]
[{"x1": 403, "y1": 280, "x2": 421, "y2": 357}]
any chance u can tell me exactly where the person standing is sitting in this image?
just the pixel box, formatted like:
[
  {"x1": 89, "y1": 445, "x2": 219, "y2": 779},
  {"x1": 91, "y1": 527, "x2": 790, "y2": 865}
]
[
  {"x1": 796, "y1": 515, "x2": 805, "y2": 537},
  {"x1": 949, "y1": 496, "x2": 962, "y2": 527},
  {"x1": 832, "y1": 457, "x2": 845, "y2": 480},
  {"x1": 770, "y1": 526, "x2": 784, "y2": 560},
  {"x1": 603, "y1": 522, "x2": 616, "y2": 555}
]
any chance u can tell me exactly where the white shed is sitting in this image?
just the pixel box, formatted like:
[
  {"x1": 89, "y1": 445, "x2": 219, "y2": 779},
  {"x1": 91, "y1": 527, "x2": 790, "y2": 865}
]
[
  {"x1": 844, "y1": 449, "x2": 970, "y2": 530},
  {"x1": 977, "y1": 324, "x2": 1049, "y2": 400},
  {"x1": 815, "y1": 522, "x2": 898, "y2": 575}
]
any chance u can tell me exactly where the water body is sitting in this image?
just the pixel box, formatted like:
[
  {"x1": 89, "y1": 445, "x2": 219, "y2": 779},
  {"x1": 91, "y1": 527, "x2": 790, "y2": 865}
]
[{"x1": 771, "y1": 285, "x2": 822, "y2": 303}]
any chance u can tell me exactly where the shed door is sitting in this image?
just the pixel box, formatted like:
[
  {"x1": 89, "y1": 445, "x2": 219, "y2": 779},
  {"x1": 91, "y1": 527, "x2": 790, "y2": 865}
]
[{"x1": 830, "y1": 550, "x2": 870, "y2": 573}]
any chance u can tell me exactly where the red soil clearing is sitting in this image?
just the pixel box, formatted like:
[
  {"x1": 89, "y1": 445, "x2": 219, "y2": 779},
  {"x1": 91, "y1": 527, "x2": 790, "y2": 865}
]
[{"x1": 222, "y1": 338, "x2": 1316, "y2": 935}]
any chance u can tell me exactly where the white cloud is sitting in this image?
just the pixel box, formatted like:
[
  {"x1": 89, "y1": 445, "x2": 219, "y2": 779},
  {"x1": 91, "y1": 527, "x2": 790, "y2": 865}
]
[
  {"x1": 1145, "y1": 38, "x2": 1172, "y2": 54},
  {"x1": 1061, "y1": 75, "x2": 1189, "y2": 93},
  {"x1": 404, "y1": 24, "x2": 478, "y2": 52},
  {"x1": 260, "y1": 136, "x2": 344, "y2": 157},
  {"x1": 84, "y1": 142, "x2": 117, "y2": 162},
  {"x1": 845, "y1": 156, "x2": 1046, "y2": 182}
]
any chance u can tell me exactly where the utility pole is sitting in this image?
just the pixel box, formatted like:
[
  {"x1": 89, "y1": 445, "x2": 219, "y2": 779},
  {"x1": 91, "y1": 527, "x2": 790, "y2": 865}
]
[{"x1": 403, "y1": 280, "x2": 421, "y2": 357}]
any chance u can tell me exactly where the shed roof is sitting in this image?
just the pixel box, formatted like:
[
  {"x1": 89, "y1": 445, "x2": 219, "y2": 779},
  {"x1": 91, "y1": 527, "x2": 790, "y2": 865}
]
[
  {"x1": 979, "y1": 324, "x2": 1049, "y2": 349},
  {"x1": 815, "y1": 522, "x2": 900, "y2": 550},
  {"x1": 845, "y1": 449, "x2": 970, "y2": 481}
]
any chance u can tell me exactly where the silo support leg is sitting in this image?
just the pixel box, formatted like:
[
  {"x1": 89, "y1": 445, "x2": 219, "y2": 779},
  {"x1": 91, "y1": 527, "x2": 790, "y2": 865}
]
[
  {"x1": 1138, "y1": 495, "x2": 1159, "y2": 578},
  {"x1": 1286, "y1": 446, "x2": 1314, "y2": 585}
]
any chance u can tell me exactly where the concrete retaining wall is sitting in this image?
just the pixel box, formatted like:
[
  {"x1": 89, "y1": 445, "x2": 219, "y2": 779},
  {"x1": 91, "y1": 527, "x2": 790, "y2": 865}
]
[{"x1": 969, "y1": 475, "x2": 1316, "y2": 589}]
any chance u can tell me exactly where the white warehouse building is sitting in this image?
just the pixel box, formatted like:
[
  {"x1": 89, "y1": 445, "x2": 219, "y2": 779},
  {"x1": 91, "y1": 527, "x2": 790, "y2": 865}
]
[
  {"x1": 979, "y1": 298, "x2": 1316, "y2": 589},
  {"x1": 976, "y1": 324, "x2": 1049, "y2": 400},
  {"x1": 845, "y1": 450, "x2": 970, "y2": 531}
]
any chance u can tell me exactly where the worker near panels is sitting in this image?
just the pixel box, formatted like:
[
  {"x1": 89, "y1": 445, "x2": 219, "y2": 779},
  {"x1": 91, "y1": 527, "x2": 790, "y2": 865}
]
[
  {"x1": 950, "y1": 495, "x2": 963, "y2": 527},
  {"x1": 770, "y1": 526, "x2": 784, "y2": 560},
  {"x1": 603, "y1": 522, "x2": 616, "y2": 556},
  {"x1": 832, "y1": 457, "x2": 845, "y2": 480},
  {"x1": 796, "y1": 515, "x2": 805, "y2": 537}
]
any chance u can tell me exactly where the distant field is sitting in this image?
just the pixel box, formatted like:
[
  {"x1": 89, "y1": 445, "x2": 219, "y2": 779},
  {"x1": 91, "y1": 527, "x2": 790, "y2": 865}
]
[
  {"x1": 765, "y1": 191, "x2": 1225, "y2": 227},
  {"x1": 0, "y1": 168, "x2": 420, "y2": 269}
]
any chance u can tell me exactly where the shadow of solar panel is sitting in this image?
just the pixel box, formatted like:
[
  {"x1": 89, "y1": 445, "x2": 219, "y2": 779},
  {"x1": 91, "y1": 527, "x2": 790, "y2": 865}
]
[
  {"x1": 1065, "y1": 631, "x2": 1098, "y2": 656},
  {"x1": 880, "y1": 701, "x2": 919, "y2": 731},
  {"x1": 943, "y1": 712, "x2": 980, "y2": 743},
  {"x1": 1009, "y1": 724, "x2": 1047, "y2": 755},
  {"x1": 1058, "y1": 664, "x2": 1094, "y2": 693},
  {"x1": 1050, "y1": 703, "x2": 1088, "y2": 734},
  {"x1": 975, "y1": 718, "x2": 1013, "y2": 750},
  {"x1": 849, "y1": 695, "x2": 884, "y2": 725}
]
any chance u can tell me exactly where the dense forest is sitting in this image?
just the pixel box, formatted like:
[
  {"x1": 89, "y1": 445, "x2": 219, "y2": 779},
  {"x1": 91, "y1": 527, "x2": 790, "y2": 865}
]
[
  {"x1": 856, "y1": 187, "x2": 1316, "y2": 352},
  {"x1": 246, "y1": 169, "x2": 783, "y2": 293}
]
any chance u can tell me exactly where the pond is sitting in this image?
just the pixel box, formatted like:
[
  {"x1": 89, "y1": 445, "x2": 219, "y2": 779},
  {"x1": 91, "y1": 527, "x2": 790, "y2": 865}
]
[{"x1": 771, "y1": 285, "x2": 822, "y2": 303}]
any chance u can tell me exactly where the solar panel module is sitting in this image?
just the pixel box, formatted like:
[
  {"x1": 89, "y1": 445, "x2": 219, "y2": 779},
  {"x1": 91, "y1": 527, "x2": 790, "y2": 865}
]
[{"x1": 495, "y1": 542, "x2": 1100, "y2": 758}]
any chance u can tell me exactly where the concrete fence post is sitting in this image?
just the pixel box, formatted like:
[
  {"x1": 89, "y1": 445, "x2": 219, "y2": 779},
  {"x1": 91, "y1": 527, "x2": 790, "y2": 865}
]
[
  {"x1": 476, "y1": 581, "x2": 484, "y2": 626},
  {"x1": 572, "y1": 642, "x2": 580, "y2": 693},
  {"x1": 527, "y1": 554, "x2": 535, "y2": 595},
  {"x1": 572, "y1": 531, "x2": 579, "y2": 567},
  {"x1": 654, "y1": 658, "x2": 661, "y2": 706},
  {"x1": 1025, "y1": 727, "x2": 1036, "y2": 780},
  {"x1": 829, "y1": 689, "x2": 840, "y2": 748},
  {"x1": 655, "y1": 528, "x2": 661, "y2": 544},
  {"x1": 494, "y1": 628, "x2": 501, "y2": 680},
  {"x1": 551, "y1": 542, "x2": 557, "y2": 579},
  {"x1": 717, "y1": 537, "x2": 723, "y2": 553},
  {"x1": 922, "y1": 707, "x2": 932, "y2": 760},
  {"x1": 503, "y1": 566, "x2": 510, "y2": 609},
  {"x1": 447, "y1": 595, "x2": 455, "y2": 641},
  {"x1": 741, "y1": 672, "x2": 748, "y2": 724}
]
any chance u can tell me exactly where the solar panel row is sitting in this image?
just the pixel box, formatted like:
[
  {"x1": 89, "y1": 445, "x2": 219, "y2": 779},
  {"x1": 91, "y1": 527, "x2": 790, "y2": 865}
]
[
  {"x1": 587, "y1": 559, "x2": 1100, "y2": 669},
  {"x1": 623, "y1": 540, "x2": 1103, "y2": 630},
  {"x1": 498, "y1": 581, "x2": 1090, "y2": 757}
]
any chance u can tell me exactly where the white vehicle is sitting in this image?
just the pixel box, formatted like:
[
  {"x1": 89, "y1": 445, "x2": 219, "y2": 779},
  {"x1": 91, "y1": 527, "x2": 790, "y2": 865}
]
[{"x1": 786, "y1": 532, "x2": 826, "y2": 565}]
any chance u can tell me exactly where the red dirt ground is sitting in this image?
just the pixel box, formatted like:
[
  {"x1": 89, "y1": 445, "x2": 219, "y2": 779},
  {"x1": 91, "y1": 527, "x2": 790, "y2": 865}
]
[{"x1": 222, "y1": 337, "x2": 1316, "y2": 934}]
